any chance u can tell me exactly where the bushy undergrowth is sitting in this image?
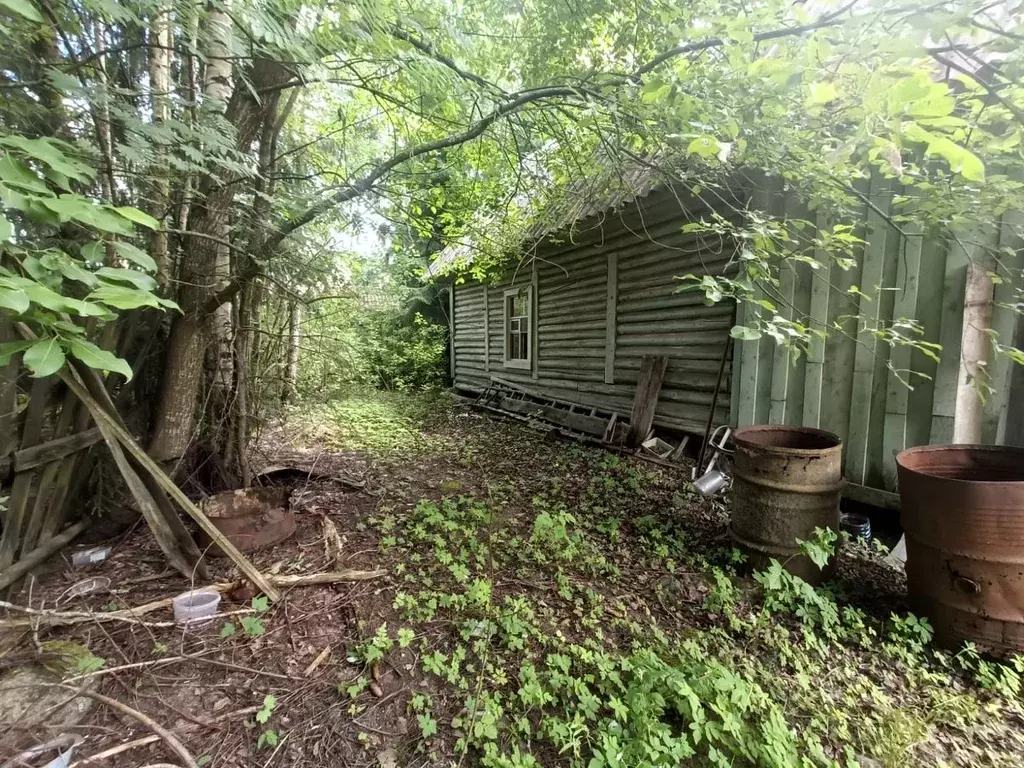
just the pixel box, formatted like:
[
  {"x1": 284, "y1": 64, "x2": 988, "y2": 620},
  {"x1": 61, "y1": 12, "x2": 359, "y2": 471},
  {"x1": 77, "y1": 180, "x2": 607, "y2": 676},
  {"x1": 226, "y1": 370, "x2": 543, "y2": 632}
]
[{"x1": 345, "y1": 448, "x2": 1024, "y2": 768}]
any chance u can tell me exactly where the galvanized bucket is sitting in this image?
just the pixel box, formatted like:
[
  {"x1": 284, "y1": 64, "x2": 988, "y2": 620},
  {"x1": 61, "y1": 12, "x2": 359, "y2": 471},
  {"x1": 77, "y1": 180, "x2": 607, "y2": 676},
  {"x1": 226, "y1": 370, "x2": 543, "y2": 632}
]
[
  {"x1": 896, "y1": 444, "x2": 1024, "y2": 656},
  {"x1": 729, "y1": 426, "x2": 844, "y2": 584}
]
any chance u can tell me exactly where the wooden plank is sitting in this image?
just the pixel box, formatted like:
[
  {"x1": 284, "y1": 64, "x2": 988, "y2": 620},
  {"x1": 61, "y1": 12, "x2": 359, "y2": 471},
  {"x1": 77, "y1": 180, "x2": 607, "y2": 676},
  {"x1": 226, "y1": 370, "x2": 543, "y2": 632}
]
[
  {"x1": 56, "y1": 361, "x2": 284, "y2": 597},
  {"x1": 605, "y1": 251, "x2": 617, "y2": 384},
  {"x1": 494, "y1": 395, "x2": 609, "y2": 435},
  {"x1": 768, "y1": 260, "x2": 796, "y2": 424},
  {"x1": 13, "y1": 427, "x2": 102, "y2": 473},
  {"x1": 483, "y1": 286, "x2": 490, "y2": 372},
  {"x1": 842, "y1": 482, "x2": 900, "y2": 512},
  {"x1": 0, "y1": 376, "x2": 54, "y2": 573},
  {"x1": 0, "y1": 319, "x2": 18, "y2": 457},
  {"x1": 625, "y1": 355, "x2": 669, "y2": 448},
  {"x1": 531, "y1": 257, "x2": 539, "y2": 381},
  {"x1": 905, "y1": 232, "x2": 946, "y2": 451},
  {"x1": 20, "y1": 386, "x2": 82, "y2": 557},
  {"x1": 929, "y1": 236, "x2": 968, "y2": 444},
  {"x1": 448, "y1": 285, "x2": 456, "y2": 380},
  {"x1": 881, "y1": 221, "x2": 923, "y2": 489},
  {"x1": 802, "y1": 211, "x2": 832, "y2": 428},
  {"x1": 846, "y1": 177, "x2": 890, "y2": 486},
  {"x1": 0, "y1": 519, "x2": 89, "y2": 592}
]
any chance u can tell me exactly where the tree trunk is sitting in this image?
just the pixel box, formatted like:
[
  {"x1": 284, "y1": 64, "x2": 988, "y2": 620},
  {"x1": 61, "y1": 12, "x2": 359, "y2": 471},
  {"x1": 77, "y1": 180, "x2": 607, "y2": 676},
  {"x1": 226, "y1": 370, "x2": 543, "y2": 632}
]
[
  {"x1": 149, "y1": 6, "x2": 172, "y2": 286},
  {"x1": 148, "y1": 7, "x2": 292, "y2": 464},
  {"x1": 148, "y1": 1, "x2": 233, "y2": 462},
  {"x1": 282, "y1": 301, "x2": 301, "y2": 405}
]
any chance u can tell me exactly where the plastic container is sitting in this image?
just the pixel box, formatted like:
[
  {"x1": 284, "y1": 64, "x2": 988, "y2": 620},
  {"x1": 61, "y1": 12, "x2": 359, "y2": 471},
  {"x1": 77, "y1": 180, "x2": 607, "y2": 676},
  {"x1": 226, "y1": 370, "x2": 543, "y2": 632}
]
[
  {"x1": 840, "y1": 513, "x2": 872, "y2": 542},
  {"x1": 71, "y1": 546, "x2": 111, "y2": 567},
  {"x1": 172, "y1": 589, "x2": 221, "y2": 626}
]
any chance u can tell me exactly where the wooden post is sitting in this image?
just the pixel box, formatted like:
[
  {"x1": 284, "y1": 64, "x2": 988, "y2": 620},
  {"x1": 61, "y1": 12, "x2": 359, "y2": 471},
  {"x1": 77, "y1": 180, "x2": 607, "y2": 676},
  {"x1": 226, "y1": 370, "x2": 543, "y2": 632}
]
[
  {"x1": 604, "y1": 252, "x2": 617, "y2": 384},
  {"x1": 625, "y1": 355, "x2": 668, "y2": 448}
]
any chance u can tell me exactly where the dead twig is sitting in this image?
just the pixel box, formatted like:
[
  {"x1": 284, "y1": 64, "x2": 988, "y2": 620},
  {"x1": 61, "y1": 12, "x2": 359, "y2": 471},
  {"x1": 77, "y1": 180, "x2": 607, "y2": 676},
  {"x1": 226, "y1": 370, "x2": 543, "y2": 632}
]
[
  {"x1": 303, "y1": 646, "x2": 332, "y2": 677},
  {"x1": 0, "y1": 570, "x2": 386, "y2": 628},
  {"x1": 67, "y1": 688, "x2": 198, "y2": 768}
]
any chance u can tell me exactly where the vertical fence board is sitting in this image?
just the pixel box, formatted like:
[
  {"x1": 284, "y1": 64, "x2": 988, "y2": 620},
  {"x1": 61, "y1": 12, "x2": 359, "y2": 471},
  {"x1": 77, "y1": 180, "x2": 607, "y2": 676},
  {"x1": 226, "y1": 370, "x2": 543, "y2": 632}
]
[
  {"x1": 881, "y1": 222, "x2": 923, "y2": 489},
  {"x1": 0, "y1": 376, "x2": 54, "y2": 572},
  {"x1": 846, "y1": 179, "x2": 891, "y2": 485},
  {"x1": 802, "y1": 212, "x2": 832, "y2": 428},
  {"x1": 905, "y1": 232, "x2": 947, "y2": 451},
  {"x1": 929, "y1": 236, "x2": 968, "y2": 444}
]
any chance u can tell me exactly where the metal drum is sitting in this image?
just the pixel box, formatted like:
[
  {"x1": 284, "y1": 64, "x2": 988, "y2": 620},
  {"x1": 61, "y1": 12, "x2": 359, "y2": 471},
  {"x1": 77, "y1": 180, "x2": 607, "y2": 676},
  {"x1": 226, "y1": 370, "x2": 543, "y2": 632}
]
[
  {"x1": 729, "y1": 426, "x2": 844, "y2": 583},
  {"x1": 896, "y1": 444, "x2": 1024, "y2": 656}
]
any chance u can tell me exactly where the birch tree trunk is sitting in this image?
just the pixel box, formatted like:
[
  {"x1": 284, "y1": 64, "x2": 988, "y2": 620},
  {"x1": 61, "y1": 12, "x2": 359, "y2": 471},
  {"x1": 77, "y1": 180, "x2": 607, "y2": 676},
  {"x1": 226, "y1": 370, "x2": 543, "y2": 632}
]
[
  {"x1": 148, "y1": 4, "x2": 291, "y2": 467},
  {"x1": 149, "y1": 7, "x2": 172, "y2": 286},
  {"x1": 149, "y1": 1, "x2": 233, "y2": 462},
  {"x1": 282, "y1": 301, "x2": 301, "y2": 405}
]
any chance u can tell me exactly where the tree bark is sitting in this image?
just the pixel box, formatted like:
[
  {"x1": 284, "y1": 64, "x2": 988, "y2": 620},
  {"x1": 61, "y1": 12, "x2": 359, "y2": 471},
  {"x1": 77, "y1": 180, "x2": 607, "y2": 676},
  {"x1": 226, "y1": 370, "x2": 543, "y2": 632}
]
[
  {"x1": 148, "y1": 4, "x2": 292, "y2": 462},
  {"x1": 149, "y1": 6, "x2": 172, "y2": 287},
  {"x1": 282, "y1": 301, "x2": 301, "y2": 405}
]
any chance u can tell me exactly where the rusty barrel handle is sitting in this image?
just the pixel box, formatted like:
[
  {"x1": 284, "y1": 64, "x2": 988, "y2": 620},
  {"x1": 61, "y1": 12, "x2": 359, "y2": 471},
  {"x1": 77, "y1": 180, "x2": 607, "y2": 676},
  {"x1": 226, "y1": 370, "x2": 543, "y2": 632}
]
[{"x1": 953, "y1": 575, "x2": 981, "y2": 596}]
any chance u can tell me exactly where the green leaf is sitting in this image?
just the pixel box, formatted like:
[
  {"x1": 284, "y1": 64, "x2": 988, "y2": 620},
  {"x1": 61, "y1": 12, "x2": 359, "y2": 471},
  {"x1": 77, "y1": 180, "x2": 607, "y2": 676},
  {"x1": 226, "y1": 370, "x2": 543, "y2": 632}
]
[
  {"x1": 81, "y1": 242, "x2": 106, "y2": 263},
  {"x1": 0, "y1": 215, "x2": 12, "y2": 242},
  {"x1": 241, "y1": 616, "x2": 265, "y2": 637},
  {"x1": 23, "y1": 283, "x2": 111, "y2": 317},
  {"x1": 730, "y1": 325, "x2": 762, "y2": 341},
  {"x1": 23, "y1": 337, "x2": 66, "y2": 377},
  {"x1": 87, "y1": 284, "x2": 162, "y2": 310},
  {"x1": 60, "y1": 260, "x2": 99, "y2": 287},
  {"x1": 96, "y1": 267, "x2": 156, "y2": 291},
  {"x1": 115, "y1": 206, "x2": 160, "y2": 230},
  {"x1": 806, "y1": 82, "x2": 839, "y2": 105},
  {"x1": 0, "y1": 287, "x2": 30, "y2": 314},
  {"x1": 686, "y1": 136, "x2": 718, "y2": 160},
  {"x1": 0, "y1": 155, "x2": 49, "y2": 194},
  {"x1": 251, "y1": 595, "x2": 269, "y2": 613},
  {"x1": 220, "y1": 622, "x2": 236, "y2": 638},
  {"x1": 112, "y1": 241, "x2": 158, "y2": 272},
  {"x1": 66, "y1": 337, "x2": 133, "y2": 381},
  {"x1": 0, "y1": 340, "x2": 33, "y2": 364},
  {"x1": 0, "y1": 0, "x2": 44, "y2": 22}
]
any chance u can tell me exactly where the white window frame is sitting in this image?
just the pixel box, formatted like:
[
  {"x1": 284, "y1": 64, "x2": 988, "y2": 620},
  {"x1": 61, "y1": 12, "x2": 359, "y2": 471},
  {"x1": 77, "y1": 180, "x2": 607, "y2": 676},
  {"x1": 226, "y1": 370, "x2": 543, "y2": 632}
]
[{"x1": 503, "y1": 285, "x2": 533, "y2": 370}]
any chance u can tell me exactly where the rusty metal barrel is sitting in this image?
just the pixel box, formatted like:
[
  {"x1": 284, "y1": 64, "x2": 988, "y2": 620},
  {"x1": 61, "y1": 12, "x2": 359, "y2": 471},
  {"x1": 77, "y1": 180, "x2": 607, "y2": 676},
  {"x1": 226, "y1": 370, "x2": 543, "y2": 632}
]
[
  {"x1": 896, "y1": 444, "x2": 1024, "y2": 656},
  {"x1": 729, "y1": 426, "x2": 844, "y2": 583}
]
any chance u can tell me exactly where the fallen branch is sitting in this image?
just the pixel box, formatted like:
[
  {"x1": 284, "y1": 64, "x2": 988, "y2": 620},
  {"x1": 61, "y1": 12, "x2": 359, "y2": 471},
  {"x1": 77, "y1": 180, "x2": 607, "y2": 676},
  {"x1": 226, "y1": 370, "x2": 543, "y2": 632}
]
[
  {"x1": 68, "y1": 688, "x2": 198, "y2": 768},
  {"x1": 0, "y1": 570, "x2": 386, "y2": 628},
  {"x1": 0, "y1": 519, "x2": 89, "y2": 591}
]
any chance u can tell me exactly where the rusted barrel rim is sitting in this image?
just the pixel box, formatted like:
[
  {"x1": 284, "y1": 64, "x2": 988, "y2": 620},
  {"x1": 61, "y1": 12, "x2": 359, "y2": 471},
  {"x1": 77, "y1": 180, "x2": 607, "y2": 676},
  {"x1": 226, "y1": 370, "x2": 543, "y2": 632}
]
[
  {"x1": 733, "y1": 425, "x2": 842, "y2": 455},
  {"x1": 896, "y1": 444, "x2": 1024, "y2": 485}
]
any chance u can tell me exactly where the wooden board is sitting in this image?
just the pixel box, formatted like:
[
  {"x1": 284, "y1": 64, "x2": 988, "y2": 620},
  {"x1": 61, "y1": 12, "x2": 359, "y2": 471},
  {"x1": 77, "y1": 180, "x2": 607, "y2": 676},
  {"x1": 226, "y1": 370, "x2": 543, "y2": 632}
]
[{"x1": 625, "y1": 355, "x2": 668, "y2": 448}]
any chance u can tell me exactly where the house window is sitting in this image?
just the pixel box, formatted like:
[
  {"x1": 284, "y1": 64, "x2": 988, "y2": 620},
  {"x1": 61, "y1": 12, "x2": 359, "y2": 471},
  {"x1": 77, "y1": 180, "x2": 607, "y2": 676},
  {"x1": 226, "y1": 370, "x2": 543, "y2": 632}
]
[{"x1": 504, "y1": 286, "x2": 532, "y2": 369}]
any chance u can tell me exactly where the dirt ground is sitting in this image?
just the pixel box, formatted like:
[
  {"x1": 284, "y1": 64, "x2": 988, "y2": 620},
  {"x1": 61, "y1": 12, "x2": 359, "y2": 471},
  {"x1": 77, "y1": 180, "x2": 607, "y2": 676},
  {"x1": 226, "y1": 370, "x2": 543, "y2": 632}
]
[{"x1": 2, "y1": 392, "x2": 1022, "y2": 768}]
